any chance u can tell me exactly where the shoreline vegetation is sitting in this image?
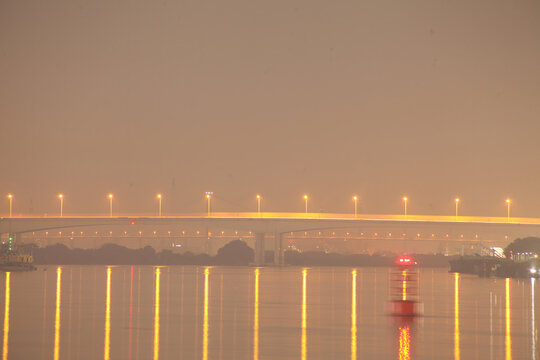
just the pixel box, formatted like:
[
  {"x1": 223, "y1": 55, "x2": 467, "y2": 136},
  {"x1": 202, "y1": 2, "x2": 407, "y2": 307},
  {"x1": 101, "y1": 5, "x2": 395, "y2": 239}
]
[
  {"x1": 448, "y1": 237, "x2": 540, "y2": 278},
  {"x1": 25, "y1": 240, "x2": 455, "y2": 267},
  {"x1": 19, "y1": 237, "x2": 540, "y2": 275}
]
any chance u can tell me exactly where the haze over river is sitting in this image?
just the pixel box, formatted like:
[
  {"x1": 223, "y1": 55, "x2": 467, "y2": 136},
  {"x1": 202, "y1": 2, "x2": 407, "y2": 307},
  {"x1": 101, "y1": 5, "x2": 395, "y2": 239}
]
[{"x1": 0, "y1": 266, "x2": 537, "y2": 359}]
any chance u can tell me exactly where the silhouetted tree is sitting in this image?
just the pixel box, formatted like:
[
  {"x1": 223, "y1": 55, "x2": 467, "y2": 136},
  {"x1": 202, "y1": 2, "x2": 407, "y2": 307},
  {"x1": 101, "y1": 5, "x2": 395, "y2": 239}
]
[
  {"x1": 36, "y1": 243, "x2": 71, "y2": 264},
  {"x1": 135, "y1": 246, "x2": 156, "y2": 264},
  {"x1": 504, "y1": 237, "x2": 540, "y2": 258},
  {"x1": 29, "y1": 242, "x2": 454, "y2": 267},
  {"x1": 215, "y1": 240, "x2": 254, "y2": 265}
]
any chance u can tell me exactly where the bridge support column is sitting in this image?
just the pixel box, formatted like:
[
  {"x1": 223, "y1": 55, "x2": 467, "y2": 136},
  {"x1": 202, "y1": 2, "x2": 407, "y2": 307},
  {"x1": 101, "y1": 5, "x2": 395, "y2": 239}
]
[
  {"x1": 161, "y1": 238, "x2": 167, "y2": 252},
  {"x1": 205, "y1": 232, "x2": 212, "y2": 256},
  {"x1": 254, "y1": 233, "x2": 265, "y2": 266},
  {"x1": 273, "y1": 232, "x2": 283, "y2": 266}
]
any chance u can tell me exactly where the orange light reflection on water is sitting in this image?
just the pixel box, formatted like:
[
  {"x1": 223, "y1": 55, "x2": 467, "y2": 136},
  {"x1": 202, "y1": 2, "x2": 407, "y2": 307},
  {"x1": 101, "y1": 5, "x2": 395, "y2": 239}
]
[
  {"x1": 454, "y1": 272, "x2": 460, "y2": 360},
  {"x1": 301, "y1": 268, "x2": 307, "y2": 360},
  {"x1": 104, "y1": 267, "x2": 111, "y2": 360},
  {"x1": 351, "y1": 269, "x2": 357, "y2": 360},
  {"x1": 253, "y1": 268, "x2": 260, "y2": 360},
  {"x1": 402, "y1": 270, "x2": 407, "y2": 301},
  {"x1": 129, "y1": 266, "x2": 133, "y2": 360},
  {"x1": 202, "y1": 267, "x2": 210, "y2": 360},
  {"x1": 2, "y1": 273, "x2": 10, "y2": 360},
  {"x1": 398, "y1": 326, "x2": 411, "y2": 360},
  {"x1": 154, "y1": 268, "x2": 161, "y2": 360},
  {"x1": 505, "y1": 278, "x2": 512, "y2": 360},
  {"x1": 531, "y1": 277, "x2": 536, "y2": 360},
  {"x1": 54, "y1": 267, "x2": 62, "y2": 360}
]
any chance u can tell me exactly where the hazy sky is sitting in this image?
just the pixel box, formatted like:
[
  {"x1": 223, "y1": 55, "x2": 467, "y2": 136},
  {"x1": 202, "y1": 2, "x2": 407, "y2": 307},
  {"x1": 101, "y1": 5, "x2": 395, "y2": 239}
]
[{"x1": 1, "y1": 0, "x2": 539, "y2": 217}]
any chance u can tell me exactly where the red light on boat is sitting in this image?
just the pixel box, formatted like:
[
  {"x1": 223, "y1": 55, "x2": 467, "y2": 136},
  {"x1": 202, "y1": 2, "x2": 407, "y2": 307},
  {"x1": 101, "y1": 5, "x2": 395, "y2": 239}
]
[{"x1": 396, "y1": 256, "x2": 415, "y2": 266}]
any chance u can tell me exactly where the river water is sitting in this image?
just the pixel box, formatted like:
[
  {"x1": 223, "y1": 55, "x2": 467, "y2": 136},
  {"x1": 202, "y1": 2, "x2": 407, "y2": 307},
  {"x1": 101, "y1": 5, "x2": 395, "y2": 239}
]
[{"x1": 0, "y1": 265, "x2": 537, "y2": 360}]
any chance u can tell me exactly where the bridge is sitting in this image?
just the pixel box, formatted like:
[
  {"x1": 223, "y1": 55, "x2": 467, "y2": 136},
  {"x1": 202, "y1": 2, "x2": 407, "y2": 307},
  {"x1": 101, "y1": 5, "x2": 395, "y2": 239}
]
[{"x1": 2, "y1": 212, "x2": 540, "y2": 265}]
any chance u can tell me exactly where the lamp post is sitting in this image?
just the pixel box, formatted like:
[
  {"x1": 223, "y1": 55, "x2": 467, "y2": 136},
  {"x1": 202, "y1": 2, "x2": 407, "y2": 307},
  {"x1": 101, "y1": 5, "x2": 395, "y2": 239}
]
[
  {"x1": 59, "y1": 194, "x2": 64, "y2": 217},
  {"x1": 506, "y1": 199, "x2": 511, "y2": 221},
  {"x1": 353, "y1": 196, "x2": 358, "y2": 217},
  {"x1": 455, "y1": 198, "x2": 460, "y2": 218},
  {"x1": 205, "y1": 192, "x2": 212, "y2": 216},
  {"x1": 157, "y1": 194, "x2": 162, "y2": 217},
  {"x1": 304, "y1": 195, "x2": 309, "y2": 214},
  {"x1": 7, "y1": 194, "x2": 12, "y2": 217},
  {"x1": 108, "y1": 194, "x2": 113, "y2": 217},
  {"x1": 402, "y1": 197, "x2": 408, "y2": 217},
  {"x1": 256, "y1": 194, "x2": 261, "y2": 214}
]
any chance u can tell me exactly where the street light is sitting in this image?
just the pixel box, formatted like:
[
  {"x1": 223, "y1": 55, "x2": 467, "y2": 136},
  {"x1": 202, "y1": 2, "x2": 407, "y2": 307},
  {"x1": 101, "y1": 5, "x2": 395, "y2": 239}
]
[
  {"x1": 303, "y1": 195, "x2": 309, "y2": 214},
  {"x1": 205, "y1": 192, "x2": 212, "y2": 216},
  {"x1": 157, "y1": 194, "x2": 162, "y2": 217},
  {"x1": 108, "y1": 194, "x2": 113, "y2": 217},
  {"x1": 506, "y1": 199, "x2": 511, "y2": 221},
  {"x1": 58, "y1": 194, "x2": 64, "y2": 217},
  {"x1": 7, "y1": 194, "x2": 12, "y2": 217},
  {"x1": 455, "y1": 198, "x2": 460, "y2": 218},
  {"x1": 353, "y1": 196, "x2": 358, "y2": 217},
  {"x1": 402, "y1": 197, "x2": 408, "y2": 217},
  {"x1": 256, "y1": 194, "x2": 261, "y2": 214}
]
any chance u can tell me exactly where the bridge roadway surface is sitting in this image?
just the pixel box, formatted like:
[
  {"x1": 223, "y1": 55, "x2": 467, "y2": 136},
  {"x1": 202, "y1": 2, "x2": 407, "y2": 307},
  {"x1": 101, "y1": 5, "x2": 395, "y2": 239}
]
[
  {"x1": 3, "y1": 212, "x2": 540, "y2": 265},
  {"x1": 2, "y1": 212, "x2": 540, "y2": 235}
]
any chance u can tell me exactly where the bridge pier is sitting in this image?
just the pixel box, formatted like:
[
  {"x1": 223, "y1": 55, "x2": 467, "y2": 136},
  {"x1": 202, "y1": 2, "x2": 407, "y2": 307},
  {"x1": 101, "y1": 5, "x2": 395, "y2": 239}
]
[
  {"x1": 205, "y1": 232, "x2": 212, "y2": 256},
  {"x1": 161, "y1": 238, "x2": 167, "y2": 252},
  {"x1": 273, "y1": 232, "x2": 283, "y2": 266},
  {"x1": 254, "y1": 233, "x2": 265, "y2": 266}
]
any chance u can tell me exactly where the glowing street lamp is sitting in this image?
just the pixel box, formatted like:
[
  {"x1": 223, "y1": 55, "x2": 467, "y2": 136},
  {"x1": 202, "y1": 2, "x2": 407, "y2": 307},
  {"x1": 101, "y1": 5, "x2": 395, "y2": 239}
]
[
  {"x1": 402, "y1": 197, "x2": 408, "y2": 217},
  {"x1": 353, "y1": 196, "x2": 358, "y2": 217},
  {"x1": 256, "y1": 194, "x2": 261, "y2": 214},
  {"x1": 108, "y1": 194, "x2": 113, "y2": 217},
  {"x1": 455, "y1": 198, "x2": 460, "y2": 218},
  {"x1": 7, "y1": 194, "x2": 13, "y2": 217},
  {"x1": 58, "y1": 194, "x2": 64, "y2": 217},
  {"x1": 205, "y1": 192, "x2": 212, "y2": 216},
  {"x1": 506, "y1": 199, "x2": 511, "y2": 221},
  {"x1": 157, "y1": 194, "x2": 162, "y2": 217},
  {"x1": 303, "y1": 195, "x2": 309, "y2": 214}
]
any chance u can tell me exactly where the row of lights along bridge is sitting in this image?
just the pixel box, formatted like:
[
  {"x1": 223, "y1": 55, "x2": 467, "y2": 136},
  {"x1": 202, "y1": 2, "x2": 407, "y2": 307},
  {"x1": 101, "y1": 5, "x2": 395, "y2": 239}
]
[{"x1": 4, "y1": 193, "x2": 513, "y2": 220}]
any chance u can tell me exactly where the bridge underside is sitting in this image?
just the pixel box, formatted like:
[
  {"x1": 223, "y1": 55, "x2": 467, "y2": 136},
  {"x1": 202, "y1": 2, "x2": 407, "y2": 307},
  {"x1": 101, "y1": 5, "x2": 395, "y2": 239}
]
[{"x1": 3, "y1": 213, "x2": 540, "y2": 265}]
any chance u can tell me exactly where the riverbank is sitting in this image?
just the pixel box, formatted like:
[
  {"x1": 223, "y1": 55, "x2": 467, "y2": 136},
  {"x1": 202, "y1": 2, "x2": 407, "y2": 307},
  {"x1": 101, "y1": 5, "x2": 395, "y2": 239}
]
[
  {"x1": 449, "y1": 256, "x2": 539, "y2": 278},
  {"x1": 28, "y1": 242, "x2": 455, "y2": 267}
]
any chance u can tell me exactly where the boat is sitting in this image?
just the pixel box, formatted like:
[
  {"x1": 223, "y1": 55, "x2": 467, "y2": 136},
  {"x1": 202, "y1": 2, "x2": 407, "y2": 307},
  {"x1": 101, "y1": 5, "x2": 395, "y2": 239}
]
[
  {"x1": 0, "y1": 244, "x2": 37, "y2": 272},
  {"x1": 449, "y1": 255, "x2": 540, "y2": 278},
  {"x1": 448, "y1": 256, "x2": 506, "y2": 277},
  {"x1": 387, "y1": 255, "x2": 423, "y2": 317}
]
